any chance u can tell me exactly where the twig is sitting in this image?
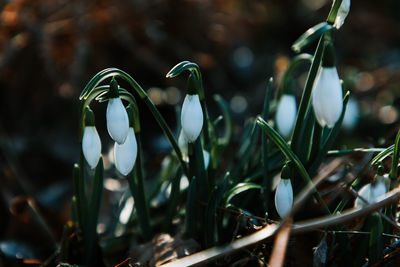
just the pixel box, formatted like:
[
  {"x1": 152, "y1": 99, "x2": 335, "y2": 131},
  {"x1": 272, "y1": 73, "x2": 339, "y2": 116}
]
[
  {"x1": 268, "y1": 218, "x2": 292, "y2": 267},
  {"x1": 161, "y1": 186, "x2": 400, "y2": 267}
]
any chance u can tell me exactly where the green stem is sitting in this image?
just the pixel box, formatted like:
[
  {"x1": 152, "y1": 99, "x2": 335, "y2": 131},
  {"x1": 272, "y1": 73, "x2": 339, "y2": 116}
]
[
  {"x1": 80, "y1": 68, "x2": 189, "y2": 177},
  {"x1": 290, "y1": 36, "x2": 325, "y2": 153},
  {"x1": 85, "y1": 158, "x2": 104, "y2": 267},
  {"x1": 72, "y1": 164, "x2": 84, "y2": 229},
  {"x1": 256, "y1": 116, "x2": 330, "y2": 215},
  {"x1": 262, "y1": 78, "x2": 273, "y2": 214},
  {"x1": 128, "y1": 133, "x2": 152, "y2": 241}
]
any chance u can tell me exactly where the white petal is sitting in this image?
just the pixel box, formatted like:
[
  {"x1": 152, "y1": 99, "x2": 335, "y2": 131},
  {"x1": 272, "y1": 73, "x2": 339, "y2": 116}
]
[
  {"x1": 334, "y1": 0, "x2": 350, "y2": 29},
  {"x1": 82, "y1": 126, "x2": 102, "y2": 169},
  {"x1": 312, "y1": 67, "x2": 343, "y2": 128},
  {"x1": 371, "y1": 181, "x2": 387, "y2": 201},
  {"x1": 354, "y1": 184, "x2": 372, "y2": 208},
  {"x1": 106, "y1": 98, "x2": 129, "y2": 144},
  {"x1": 181, "y1": 94, "x2": 203, "y2": 142},
  {"x1": 178, "y1": 130, "x2": 188, "y2": 156},
  {"x1": 354, "y1": 180, "x2": 387, "y2": 208},
  {"x1": 203, "y1": 150, "x2": 210, "y2": 169},
  {"x1": 275, "y1": 94, "x2": 297, "y2": 138},
  {"x1": 114, "y1": 128, "x2": 137, "y2": 175},
  {"x1": 274, "y1": 178, "x2": 293, "y2": 218}
]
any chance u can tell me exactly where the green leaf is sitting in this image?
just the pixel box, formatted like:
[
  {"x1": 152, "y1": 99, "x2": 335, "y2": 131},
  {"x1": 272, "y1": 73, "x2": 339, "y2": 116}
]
[
  {"x1": 224, "y1": 183, "x2": 262, "y2": 204},
  {"x1": 256, "y1": 116, "x2": 330, "y2": 214},
  {"x1": 292, "y1": 22, "x2": 334, "y2": 53},
  {"x1": 213, "y1": 94, "x2": 233, "y2": 146},
  {"x1": 370, "y1": 145, "x2": 394, "y2": 167},
  {"x1": 390, "y1": 130, "x2": 400, "y2": 179},
  {"x1": 262, "y1": 78, "x2": 273, "y2": 213},
  {"x1": 368, "y1": 213, "x2": 383, "y2": 264},
  {"x1": 185, "y1": 176, "x2": 197, "y2": 238},
  {"x1": 326, "y1": 0, "x2": 344, "y2": 24},
  {"x1": 85, "y1": 158, "x2": 104, "y2": 266}
]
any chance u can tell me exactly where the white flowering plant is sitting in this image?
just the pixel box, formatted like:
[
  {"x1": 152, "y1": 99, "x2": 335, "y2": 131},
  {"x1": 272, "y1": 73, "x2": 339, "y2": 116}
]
[{"x1": 50, "y1": 1, "x2": 400, "y2": 266}]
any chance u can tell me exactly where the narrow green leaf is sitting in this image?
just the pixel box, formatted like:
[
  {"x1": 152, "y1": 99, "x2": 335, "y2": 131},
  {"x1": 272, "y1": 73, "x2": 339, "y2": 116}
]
[
  {"x1": 292, "y1": 22, "x2": 334, "y2": 53},
  {"x1": 370, "y1": 145, "x2": 394, "y2": 167},
  {"x1": 390, "y1": 130, "x2": 400, "y2": 180},
  {"x1": 85, "y1": 158, "x2": 104, "y2": 266},
  {"x1": 326, "y1": 0, "x2": 344, "y2": 24},
  {"x1": 213, "y1": 94, "x2": 233, "y2": 146},
  {"x1": 185, "y1": 176, "x2": 197, "y2": 238},
  {"x1": 368, "y1": 213, "x2": 383, "y2": 264},
  {"x1": 262, "y1": 78, "x2": 273, "y2": 213},
  {"x1": 224, "y1": 183, "x2": 262, "y2": 204},
  {"x1": 256, "y1": 116, "x2": 330, "y2": 214}
]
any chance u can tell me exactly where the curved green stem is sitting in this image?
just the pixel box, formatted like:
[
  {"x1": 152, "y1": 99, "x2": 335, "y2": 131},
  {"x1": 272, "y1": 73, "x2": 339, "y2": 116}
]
[
  {"x1": 80, "y1": 68, "x2": 188, "y2": 177},
  {"x1": 128, "y1": 133, "x2": 152, "y2": 241}
]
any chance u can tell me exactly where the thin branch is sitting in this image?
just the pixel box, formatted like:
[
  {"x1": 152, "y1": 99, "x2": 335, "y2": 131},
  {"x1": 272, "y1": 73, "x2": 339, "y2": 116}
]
[{"x1": 161, "y1": 187, "x2": 400, "y2": 267}]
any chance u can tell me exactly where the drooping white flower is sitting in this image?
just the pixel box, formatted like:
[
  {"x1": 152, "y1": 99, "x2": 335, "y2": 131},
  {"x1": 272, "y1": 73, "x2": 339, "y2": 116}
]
[
  {"x1": 275, "y1": 94, "x2": 297, "y2": 138},
  {"x1": 82, "y1": 126, "x2": 102, "y2": 169},
  {"x1": 181, "y1": 94, "x2": 203, "y2": 142},
  {"x1": 354, "y1": 180, "x2": 387, "y2": 208},
  {"x1": 106, "y1": 97, "x2": 129, "y2": 144},
  {"x1": 275, "y1": 178, "x2": 293, "y2": 218},
  {"x1": 334, "y1": 0, "x2": 351, "y2": 29},
  {"x1": 312, "y1": 67, "x2": 343, "y2": 128},
  {"x1": 114, "y1": 127, "x2": 137, "y2": 175}
]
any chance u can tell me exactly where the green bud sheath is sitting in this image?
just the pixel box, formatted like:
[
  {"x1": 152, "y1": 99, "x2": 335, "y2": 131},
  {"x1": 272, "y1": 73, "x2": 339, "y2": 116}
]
[
  {"x1": 85, "y1": 108, "x2": 96, "y2": 126},
  {"x1": 281, "y1": 163, "x2": 292, "y2": 179},
  {"x1": 187, "y1": 72, "x2": 199, "y2": 95},
  {"x1": 109, "y1": 77, "x2": 120, "y2": 98},
  {"x1": 322, "y1": 43, "x2": 336, "y2": 68}
]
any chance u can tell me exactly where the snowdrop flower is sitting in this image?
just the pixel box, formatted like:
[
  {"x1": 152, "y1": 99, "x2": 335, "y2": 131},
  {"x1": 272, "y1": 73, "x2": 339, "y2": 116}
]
[
  {"x1": 106, "y1": 79, "x2": 129, "y2": 144},
  {"x1": 181, "y1": 73, "x2": 203, "y2": 142},
  {"x1": 354, "y1": 181, "x2": 386, "y2": 208},
  {"x1": 82, "y1": 109, "x2": 102, "y2": 169},
  {"x1": 275, "y1": 178, "x2": 293, "y2": 218},
  {"x1": 181, "y1": 94, "x2": 203, "y2": 142},
  {"x1": 334, "y1": 0, "x2": 350, "y2": 29},
  {"x1": 312, "y1": 44, "x2": 343, "y2": 128},
  {"x1": 275, "y1": 164, "x2": 293, "y2": 218},
  {"x1": 355, "y1": 168, "x2": 389, "y2": 208},
  {"x1": 114, "y1": 127, "x2": 137, "y2": 175},
  {"x1": 275, "y1": 94, "x2": 297, "y2": 138}
]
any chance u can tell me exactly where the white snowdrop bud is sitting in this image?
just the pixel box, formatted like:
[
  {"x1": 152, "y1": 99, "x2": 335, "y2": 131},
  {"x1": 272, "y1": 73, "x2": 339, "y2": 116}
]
[
  {"x1": 181, "y1": 94, "x2": 203, "y2": 142},
  {"x1": 312, "y1": 44, "x2": 343, "y2": 128},
  {"x1": 354, "y1": 181, "x2": 387, "y2": 208},
  {"x1": 107, "y1": 97, "x2": 129, "y2": 144},
  {"x1": 275, "y1": 178, "x2": 293, "y2": 218},
  {"x1": 334, "y1": 0, "x2": 350, "y2": 29},
  {"x1": 82, "y1": 126, "x2": 102, "y2": 169},
  {"x1": 114, "y1": 127, "x2": 137, "y2": 175},
  {"x1": 275, "y1": 94, "x2": 297, "y2": 138}
]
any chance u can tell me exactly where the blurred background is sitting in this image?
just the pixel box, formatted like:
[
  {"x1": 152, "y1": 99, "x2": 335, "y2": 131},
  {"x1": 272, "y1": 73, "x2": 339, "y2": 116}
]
[{"x1": 0, "y1": 0, "x2": 400, "y2": 264}]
